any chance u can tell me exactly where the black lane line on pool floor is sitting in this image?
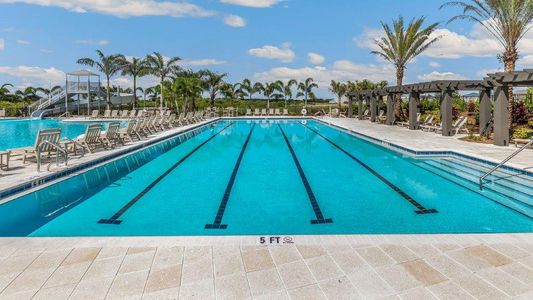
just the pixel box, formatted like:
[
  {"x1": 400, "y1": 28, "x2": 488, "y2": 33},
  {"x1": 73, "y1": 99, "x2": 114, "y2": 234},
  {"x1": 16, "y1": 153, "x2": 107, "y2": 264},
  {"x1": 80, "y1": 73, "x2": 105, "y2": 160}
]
[
  {"x1": 302, "y1": 124, "x2": 437, "y2": 215},
  {"x1": 98, "y1": 122, "x2": 234, "y2": 225},
  {"x1": 278, "y1": 124, "x2": 333, "y2": 224},
  {"x1": 205, "y1": 124, "x2": 256, "y2": 229}
]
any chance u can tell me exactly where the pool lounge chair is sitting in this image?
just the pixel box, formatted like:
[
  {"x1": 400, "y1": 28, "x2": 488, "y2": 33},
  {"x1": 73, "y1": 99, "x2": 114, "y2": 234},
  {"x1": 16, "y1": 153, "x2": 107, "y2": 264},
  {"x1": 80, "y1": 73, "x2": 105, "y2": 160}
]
[
  {"x1": 101, "y1": 122, "x2": 122, "y2": 147},
  {"x1": 110, "y1": 110, "x2": 119, "y2": 119},
  {"x1": 268, "y1": 108, "x2": 274, "y2": 116},
  {"x1": 254, "y1": 109, "x2": 260, "y2": 116},
  {"x1": 89, "y1": 110, "x2": 99, "y2": 119},
  {"x1": 11, "y1": 128, "x2": 63, "y2": 165},
  {"x1": 129, "y1": 110, "x2": 137, "y2": 118},
  {"x1": 102, "y1": 110, "x2": 111, "y2": 119},
  {"x1": 0, "y1": 151, "x2": 10, "y2": 171},
  {"x1": 246, "y1": 108, "x2": 252, "y2": 116},
  {"x1": 119, "y1": 120, "x2": 140, "y2": 142},
  {"x1": 396, "y1": 113, "x2": 421, "y2": 127},
  {"x1": 261, "y1": 109, "x2": 267, "y2": 116},
  {"x1": 75, "y1": 124, "x2": 105, "y2": 153},
  {"x1": 421, "y1": 116, "x2": 468, "y2": 134},
  {"x1": 275, "y1": 108, "x2": 281, "y2": 116},
  {"x1": 120, "y1": 110, "x2": 129, "y2": 119},
  {"x1": 514, "y1": 138, "x2": 533, "y2": 148},
  {"x1": 283, "y1": 108, "x2": 289, "y2": 116}
]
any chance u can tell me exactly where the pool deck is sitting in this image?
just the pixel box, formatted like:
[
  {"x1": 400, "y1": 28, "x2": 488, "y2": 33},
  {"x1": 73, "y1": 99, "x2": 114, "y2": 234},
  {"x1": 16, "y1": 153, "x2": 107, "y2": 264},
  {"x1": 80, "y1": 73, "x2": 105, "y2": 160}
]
[
  {"x1": 0, "y1": 116, "x2": 532, "y2": 299},
  {"x1": 0, "y1": 234, "x2": 531, "y2": 299},
  {"x1": 320, "y1": 117, "x2": 533, "y2": 170}
]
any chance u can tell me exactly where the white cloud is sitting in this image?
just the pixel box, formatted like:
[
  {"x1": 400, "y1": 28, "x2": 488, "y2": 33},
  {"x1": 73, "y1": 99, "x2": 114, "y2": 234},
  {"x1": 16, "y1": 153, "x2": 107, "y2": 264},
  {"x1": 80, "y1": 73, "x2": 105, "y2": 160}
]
[
  {"x1": 0, "y1": 65, "x2": 65, "y2": 87},
  {"x1": 254, "y1": 60, "x2": 395, "y2": 88},
  {"x1": 428, "y1": 61, "x2": 441, "y2": 68},
  {"x1": 16, "y1": 39, "x2": 30, "y2": 45},
  {"x1": 248, "y1": 43, "x2": 295, "y2": 63},
  {"x1": 354, "y1": 25, "x2": 533, "y2": 60},
  {"x1": 0, "y1": 0, "x2": 214, "y2": 18},
  {"x1": 476, "y1": 68, "x2": 503, "y2": 78},
  {"x1": 308, "y1": 52, "x2": 325, "y2": 65},
  {"x1": 180, "y1": 58, "x2": 227, "y2": 67},
  {"x1": 519, "y1": 54, "x2": 533, "y2": 65},
  {"x1": 219, "y1": 0, "x2": 281, "y2": 8},
  {"x1": 224, "y1": 15, "x2": 246, "y2": 27},
  {"x1": 417, "y1": 71, "x2": 467, "y2": 81},
  {"x1": 0, "y1": 39, "x2": 4, "y2": 50},
  {"x1": 40, "y1": 48, "x2": 53, "y2": 53},
  {"x1": 75, "y1": 39, "x2": 109, "y2": 46}
]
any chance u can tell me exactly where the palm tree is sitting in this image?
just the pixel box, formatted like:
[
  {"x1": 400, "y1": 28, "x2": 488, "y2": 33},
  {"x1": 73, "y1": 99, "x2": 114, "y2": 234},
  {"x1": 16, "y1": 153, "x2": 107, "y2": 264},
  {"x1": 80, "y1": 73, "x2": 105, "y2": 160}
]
[
  {"x1": 77, "y1": 50, "x2": 125, "y2": 110},
  {"x1": 442, "y1": 0, "x2": 533, "y2": 118},
  {"x1": 297, "y1": 78, "x2": 318, "y2": 107},
  {"x1": 329, "y1": 80, "x2": 347, "y2": 111},
  {"x1": 146, "y1": 86, "x2": 160, "y2": 101},
  {"x1": 263, "y1": 81, "x2": 283, "y2": 109},
  {"x1": 36, "y1": 85, "x2": 62, "y2": 99},
  {"x1": 201, "y1": 70, "x2": 227, "y2": 106},
  {"x1": 15, "y1": 87, "x2": 38, "y2": 102},
  {"x1": 0, "y1": 83, "x2": 13, "y2": 100},
  {"x1": 282, "y1": 79, "x2": 298, "y2": 107},
  {"x1": 146, "y1": 52, "x2": 181, "y2": 108},
  {"x1": 371, "y1": 16, "x2": 440, "y2": 119},
  {"x1": 120, "y1": 57, "x2": 149, "y2": 109},
  {"x1": 240, "y1": 79, "x2": 253, "y2": 100},
  {"x1": 171, "y1": 70, "x2": 204, "y2": 112}
]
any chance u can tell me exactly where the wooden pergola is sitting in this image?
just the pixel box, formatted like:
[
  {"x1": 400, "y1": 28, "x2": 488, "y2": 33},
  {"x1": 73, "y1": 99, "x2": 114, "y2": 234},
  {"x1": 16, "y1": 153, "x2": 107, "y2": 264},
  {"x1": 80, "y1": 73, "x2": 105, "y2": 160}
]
[{"x1": 347, "y1": 69, "x2": 533, "y2": 146}]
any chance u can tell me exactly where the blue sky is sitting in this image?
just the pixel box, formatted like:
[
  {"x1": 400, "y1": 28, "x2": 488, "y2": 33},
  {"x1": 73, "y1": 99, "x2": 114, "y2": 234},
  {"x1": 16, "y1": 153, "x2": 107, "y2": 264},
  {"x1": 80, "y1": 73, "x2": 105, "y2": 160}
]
[{"x1": 0, "y1": 0, "x2": 531, "y2": 97}]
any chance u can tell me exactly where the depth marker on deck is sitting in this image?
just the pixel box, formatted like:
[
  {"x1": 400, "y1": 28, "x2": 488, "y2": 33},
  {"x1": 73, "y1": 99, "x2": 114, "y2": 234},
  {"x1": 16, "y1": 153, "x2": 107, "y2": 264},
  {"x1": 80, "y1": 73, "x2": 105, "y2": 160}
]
[
  {"x1": 278, "y1": 124, "x2": 333, "y2": 224},
  {"x1": 303, "y1": 124, "x2": 437, "y2": 214},
  {"x1": 205, "y1": 124, "x2": 256, "y2": 229},
  {"x1": 98, "y1": 122, "x2": 234, "y2": 225}
]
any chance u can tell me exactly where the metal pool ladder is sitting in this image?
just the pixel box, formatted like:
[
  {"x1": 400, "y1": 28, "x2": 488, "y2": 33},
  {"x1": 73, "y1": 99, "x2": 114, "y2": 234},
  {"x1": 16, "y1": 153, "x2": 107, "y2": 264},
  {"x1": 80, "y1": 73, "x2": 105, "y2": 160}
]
[{"x1": 479, "y1": 139, "x2": 533, "y2": 190}]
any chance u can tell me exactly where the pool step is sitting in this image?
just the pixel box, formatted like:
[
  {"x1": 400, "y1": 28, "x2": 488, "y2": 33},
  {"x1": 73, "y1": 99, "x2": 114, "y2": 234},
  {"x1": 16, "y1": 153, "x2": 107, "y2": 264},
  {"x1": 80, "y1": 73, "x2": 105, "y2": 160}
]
[
  {"x1": 416, "y1": 160, "x2": 533, "y2": 218},
  {"x1": 443, "y1": 157, "x2": 533, "y2": 190},
  {"x1": 430, "y1": 159, "x2": 533, "y2": 205}
]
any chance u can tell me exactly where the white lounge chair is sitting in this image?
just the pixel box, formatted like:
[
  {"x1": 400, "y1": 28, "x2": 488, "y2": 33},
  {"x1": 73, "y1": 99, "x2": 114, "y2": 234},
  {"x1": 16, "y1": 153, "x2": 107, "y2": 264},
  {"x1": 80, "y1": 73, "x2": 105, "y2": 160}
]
[
  {"x1": 246, "y1": 108, "x2": 252, "y2": 116},
  {"x1": 101, "y1": 122, "x2": 122, "y2": 147},
  {"x1": 261, "y1": 109, "x2": 267, "y2": 116},
  {"x1": 76, "y1": 124, "x2": 105, "y2": 153},
  {"x1": 89, "y1": 110, "x2": 99, "y2": 119},
  {"x1": 11, "y1": 128, "x2": 63, "y2": 165},
  {"x1": 283, "y1": 108, "x2": 289, "y2": 116},
  {"x1": 254, "y1": 108, "x2": 260, "y2": 116}
]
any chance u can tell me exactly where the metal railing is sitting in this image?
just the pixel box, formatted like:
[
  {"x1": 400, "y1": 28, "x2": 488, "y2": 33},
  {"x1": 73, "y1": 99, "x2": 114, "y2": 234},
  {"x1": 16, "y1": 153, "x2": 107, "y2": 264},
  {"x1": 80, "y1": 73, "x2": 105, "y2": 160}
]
[
  {"x1": 36, "y1": 141, "x2": 68, "y2": 172},
  {"x1": 479, "y1": 139, "x2": 533, "y2": 190}
]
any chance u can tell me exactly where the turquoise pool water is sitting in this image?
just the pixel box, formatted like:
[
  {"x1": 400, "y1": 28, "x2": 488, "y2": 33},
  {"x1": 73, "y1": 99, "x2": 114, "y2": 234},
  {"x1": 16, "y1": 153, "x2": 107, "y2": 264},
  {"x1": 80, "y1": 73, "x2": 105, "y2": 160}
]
[
  {"x1": 0, "y1": 119, "x2": 117, "y2": 151},
  {"x1": 0, "y1": 119, "x2": 532, "y2": 236}
]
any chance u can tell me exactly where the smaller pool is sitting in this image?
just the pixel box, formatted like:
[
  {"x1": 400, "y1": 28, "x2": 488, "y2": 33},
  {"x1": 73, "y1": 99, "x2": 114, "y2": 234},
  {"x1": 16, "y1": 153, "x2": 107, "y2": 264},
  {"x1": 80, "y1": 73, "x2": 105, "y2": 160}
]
[{"x1": 0, "y1": 119, "x2": 119, "y2": 151}]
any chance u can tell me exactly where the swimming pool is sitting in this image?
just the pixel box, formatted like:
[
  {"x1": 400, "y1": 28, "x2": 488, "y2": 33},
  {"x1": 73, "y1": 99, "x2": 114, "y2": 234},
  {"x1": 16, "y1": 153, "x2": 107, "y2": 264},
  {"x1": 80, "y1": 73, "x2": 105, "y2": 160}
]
[
  {"x1": 0, "y1": 119, "x2": 532, "y2": 236},
  {"x1": 0, "y1": 119, "x2": 119, "y2": 151}
]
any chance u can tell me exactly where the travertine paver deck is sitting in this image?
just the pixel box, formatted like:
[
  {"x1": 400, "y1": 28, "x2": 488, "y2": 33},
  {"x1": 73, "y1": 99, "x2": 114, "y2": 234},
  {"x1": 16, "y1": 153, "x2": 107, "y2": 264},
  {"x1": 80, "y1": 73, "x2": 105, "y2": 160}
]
[
  {"x1": 0, "y1": 234, "x2": 531, "y2": 299},
  {"x1": 321, "y1": 117, "x2": 533, "y2": 170}
]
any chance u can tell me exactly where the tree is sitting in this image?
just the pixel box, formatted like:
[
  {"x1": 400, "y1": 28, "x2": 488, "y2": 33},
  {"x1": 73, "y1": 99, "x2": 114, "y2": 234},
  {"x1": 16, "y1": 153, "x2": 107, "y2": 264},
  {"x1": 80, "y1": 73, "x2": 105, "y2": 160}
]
[
  {"x1": 201, "y1": 70, "x2": 227, "y2": 106},
  {"x1": 77, "y1": 50, "x2": 125, "y2": 110},
  {"x1": 120, "y1": 56, "x2": 149, "y2": 109},
  {"x1": 263, "y1": 81, "x2": 283, "y2": 109},
  {"x1": 442, "y1": 0, "x2": 533, "y2": 120},
  {"x1": 171, "y1": 70, "x2": 204, "y2": 112},
  {"x1": 0, "y1": 83, "x2": 13, "y2": 100},
  {"x1": 146, "y1": 52, "x2": 181, "y2": 108},
  {"x1": 282, "y1": 79, "x2": 298, "y2": 107},
  {"x1": 15, "y1": 87, "x2": 38, "y2": 102},
  {"x1": 329, "y1": 80, "x2": 347, "y2": 110},
  {"x1": 371, "y1": 16, "x2": 440, "y2": 119},
  {"x1": 36, "y1": 86, "x2": 62, "y2": 99},
  {"x1": 297, "y1": 78, "x2": 318, "y2": 107}
]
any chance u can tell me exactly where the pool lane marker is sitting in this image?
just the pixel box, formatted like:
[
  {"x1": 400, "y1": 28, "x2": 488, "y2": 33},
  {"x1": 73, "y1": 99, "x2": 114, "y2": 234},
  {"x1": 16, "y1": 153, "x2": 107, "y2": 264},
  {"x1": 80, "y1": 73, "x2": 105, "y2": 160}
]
[
  {"x1": 302, "y1": 124, "x2": 437, "y2": 215},
  {"x1": 98, "y1": 122, "x2": 234, "y2": 225},
  {"x1": 277, "y1": 124, "x2": 333, "y2": 224},
  {"x1": 205, "y1": 124, "x2": 256, "y2": 229}
]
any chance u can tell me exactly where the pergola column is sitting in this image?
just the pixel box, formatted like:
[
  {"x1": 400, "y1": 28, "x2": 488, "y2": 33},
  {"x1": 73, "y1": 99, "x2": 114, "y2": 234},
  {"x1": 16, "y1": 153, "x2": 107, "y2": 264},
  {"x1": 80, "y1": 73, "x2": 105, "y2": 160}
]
[
  {"x1": 386, "y1": 93, "x2": 395, "y2": 125},
  {"x1": 358, "y1": 96, "x2": 364, "y2": 120},
  {"x1": 370, "y1": 94, "x2": 377, "y2": 122},
  {"x1": 479, "y1": 88, "x2": 491, "y2": 135},
  {"x1": 347, "y1": 96, "x2": 353, "y2": 118},
  {"x1": 440, "y1": 89, "x2": 453, "y2": 136},
  {"x1": 493, "y1": 86, "x2": 510, "y2": 146},
  {"x1": 409, "y1": 92, "x2": 419, "y2": 130}
]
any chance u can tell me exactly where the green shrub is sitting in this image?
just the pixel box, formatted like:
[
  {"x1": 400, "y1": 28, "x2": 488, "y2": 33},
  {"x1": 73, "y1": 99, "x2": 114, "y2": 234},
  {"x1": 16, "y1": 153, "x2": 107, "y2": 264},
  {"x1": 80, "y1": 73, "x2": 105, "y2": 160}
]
[{"x1": 512, "y1": 128, "x2": 533, "y2": 139}]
